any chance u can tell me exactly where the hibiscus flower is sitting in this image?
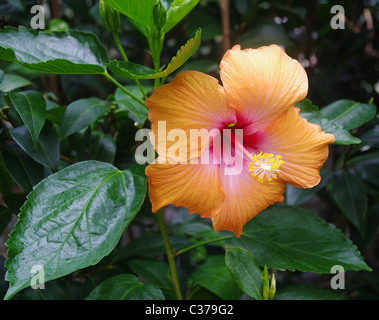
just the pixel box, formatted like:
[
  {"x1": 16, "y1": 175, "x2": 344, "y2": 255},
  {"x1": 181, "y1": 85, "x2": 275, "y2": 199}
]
[{"x1": 145, "y1": 44, "x2": 335, "y2": 237}]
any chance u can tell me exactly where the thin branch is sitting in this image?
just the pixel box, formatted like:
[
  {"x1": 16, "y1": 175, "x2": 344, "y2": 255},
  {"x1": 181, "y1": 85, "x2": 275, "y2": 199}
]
[{"x1": 218, "y1": 0, "x2": 231, "y2": 52}]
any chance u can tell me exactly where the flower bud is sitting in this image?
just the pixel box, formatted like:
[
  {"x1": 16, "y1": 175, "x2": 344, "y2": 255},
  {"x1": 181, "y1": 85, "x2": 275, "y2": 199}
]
[
  {"x1": 99, "y1": 0, "x2": 120, "y2": 34},
  {"x1": 268, "y1": 273, "x2": 276, "y2": 300},
  {"x1": 153, "y1": 0, "x2": 167, "y2": 30},
  {"x1": 261, "y1": 266, "x2": 269, "y2": 300}
]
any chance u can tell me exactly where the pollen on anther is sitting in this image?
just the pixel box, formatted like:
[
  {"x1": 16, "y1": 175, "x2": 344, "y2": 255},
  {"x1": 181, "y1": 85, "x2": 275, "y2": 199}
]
[{"x1": 247, "y1": 152, "x2": 283, "y2": 183}]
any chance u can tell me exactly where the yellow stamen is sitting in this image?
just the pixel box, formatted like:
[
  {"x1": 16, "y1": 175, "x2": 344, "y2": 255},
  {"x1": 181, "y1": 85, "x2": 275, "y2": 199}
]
[{"x1": 247, "y1": 152, "x2": 283, "y2": 183}]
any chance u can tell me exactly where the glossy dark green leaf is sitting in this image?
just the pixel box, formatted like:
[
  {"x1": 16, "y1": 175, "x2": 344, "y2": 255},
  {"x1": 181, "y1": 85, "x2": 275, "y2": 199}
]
[
  {"x1": 111, "y1": 232, "x2": 191, "y2": 263},
  {"x1": 0, "y1": 26, "x2": 108, "y2": 74},
  {"x1": 77, "y1": 131, "x2": 116, "y2": 164},
  {"x1": 188, "y1": 255, "x2": 243, "y2": 300},
  {"x1": 89, "y1": 132, "x2": 116, "y2": 164},
  {"x1": 67, "y1": 127, "x2": 91, "y2": 152},
  {"x1": 114, "y1": 99, "x2": 148, "y2": 125},
  {"x1": 106, "y1": 61, "x2": 158, "y2": 79},
  {"x1": 102, "y1": 0, "x2": 156, "y2": 28},
  {"x1": 9, "y1": 90, "x2": 46, "y2": 148},
  {"x1": 163, "y1": 0, "x2": 200, "y2": 33},
  {"x1": 275, "y1": 285, "x2": 342, "y2": 300},
  {"x1": 233, "y1": 204, "x2": 371, "y2": 273},
  {"x1": 0, "y1": 157, "x2": 14, "y2": 197},
  {"x1": 4, "y1": 161, "x2": 147, "y2": 300},
  {"x1": 59, "y1": 98, "x2": 108, "y2": 139},
  {"x1": 0, "y1": 74, "x2": 32, "y2": 92},
  {"x1": 320, "y1": 99, "x2": 377, "y2": 130},
  {"x1": 225, "y1": 247, "x2": 263, "y2": 300},
  {"x1": 126, "y1": 259, "x2": 171, "y2": 290},
  {"x1": 114, "y1": 85, "x2": 150, "y2": 125},
  {"x1": 2, "y1": 142, "x2": 45, "y2": 192},
  {"x1": 360, "y1": 126, "x2": 379, "y2": 147},
  {"x1": 85, "y1": 274, "x2": 165, "y2": 300},
  {"x1": 10, "y1": 122, "x2": 60, "y2": 172},
  {"x1": 286, "y1": 171, "x2": 333, "y2": 206},
  {"x1": 331, "y1": 169, "x2": 368, "y2": 237},
  {"x1": 46, "y1": 105, "x2": 66, "y2": 124},
  {"x1": 107, "y1": 29, "x2": 201, "y2": 79},
  {"x1": 296, "y1": 99, "x2": 361, "y2": 145},
  {"x1": 356, "y1": 159, "x2": 379, "y2": 192}
]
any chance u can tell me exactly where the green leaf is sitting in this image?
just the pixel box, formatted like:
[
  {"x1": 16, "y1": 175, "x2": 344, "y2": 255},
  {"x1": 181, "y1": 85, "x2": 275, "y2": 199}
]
[
  {"x1": 164, "y1": 28, "x2": 202, "y2": 75},
  {"x1": 102, "y1": 0, "x2": 156, "y2": 28},
  {"x1": 275, "y1": 285, "x2": 342, "y2": 300},
  {"x1": 0, "y1": 74, "x2": 32, "y2": 93},
  {"x1": 106, "y1": 61, "x2": 159, "y2": 79},
  {"x1": 296, "y1": 99, "x2": 361, "y2": 145},
  {"x1": 2, "y1": 142, "x2": 45, "y2": 192},
  {"x1": 106, "y1": 29, "x2": 201, "y2": 79},
  {"x1": 89, "y1": 132, "x2": 116, "y2": 164},
  {"x1": 331, "y1": 169, "x2": 368, "y2": 237},
  {"x1": 67, "y1": 127, "x2": 91, "y2": 152},
  {"x1": 353, "y1": 154, "x2": 379, "y2": 191},
  {"x1": 59, "y1": 98, "x2": 108, "y2": 139},
  {"x1": 233, "y1": 204, "x2": 371, "y2": 273},
  {"x1": 48, "y1": 19, "x2": 70, "y2": 33},
  {"x1": 10, "y1": 122, "x2": 60, "y2": 172},
  {"x1": 286, "y1": 171, "x2": 333, "y2": 206},
  {"x1": 126, "y1": 258, "x2": 171, "y2": 290},
  {"x1": 111, "y1": 232, "x2": 191, "y2": 263},
  {"x1": 85, "y1": 274, "x2": 165, "y2": 300},
  {"x1": 4, "y1": 161, "x2": 147, "y2": 300},
  {"x1": 0, "y1": 26, "x2": 108, "y2": 74},
  {"x1": 9, "y1": 90, "x2": 46, "y2": 148},
  {"x1": 188, "y1": 255, "x2": 243, "y2": 300},
  {"x1": 163, "y1": 0, "x2": 200, "y2": 33},
  {"x1": 225, "y1": 247, "x2": 263, "y2": 300},
  {"x1": 113, "y1": 85, "x2": 150, "y2": 125},
  {"x1": 114, "y1": 99, "x2": 148, "y2": 125},
  {"x1": 320, "y1": 99, "x2": 377, "y2": 130},
  {"x1": 360, "y1": 126, "x2": 379, "y2": 147},
  {"x1": 0, "y1": 157, "x2": 14, "y2": 197}
]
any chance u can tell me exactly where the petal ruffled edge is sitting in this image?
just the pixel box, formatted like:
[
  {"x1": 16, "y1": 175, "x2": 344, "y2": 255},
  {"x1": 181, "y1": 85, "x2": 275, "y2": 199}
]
[
  {"x1": 257, "y1": 107, "x2": 335, "y2": 188},
  {"x1": 220, "y1": 44, "x2": 308, "y2": 131}
]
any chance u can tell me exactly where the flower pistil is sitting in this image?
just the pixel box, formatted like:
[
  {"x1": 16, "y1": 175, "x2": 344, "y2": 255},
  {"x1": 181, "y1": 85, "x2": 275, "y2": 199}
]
[{"x1": 248, "y1": 152, "x2": 284, "y2": 183}]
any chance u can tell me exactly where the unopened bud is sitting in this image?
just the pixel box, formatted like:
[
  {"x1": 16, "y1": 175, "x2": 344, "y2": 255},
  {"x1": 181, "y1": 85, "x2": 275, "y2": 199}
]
[
  {"x1": 153, "y1": 0, "x2": 167, "y2": 30},
  {"x1": 268, "y1": 273, "x2": 276, "y2": 300},
  {"x1": 99, "y1": 0, "x2": 120, "y2": 34},
  {"x1": 261, "y1": 266, "x2": 269, "y2": 300}
]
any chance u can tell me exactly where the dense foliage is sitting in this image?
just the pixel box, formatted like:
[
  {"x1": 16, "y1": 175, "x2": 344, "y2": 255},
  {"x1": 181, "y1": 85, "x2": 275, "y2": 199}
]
[{"x1": 0, "y1": 0, "x2": 378, "y2": 300}]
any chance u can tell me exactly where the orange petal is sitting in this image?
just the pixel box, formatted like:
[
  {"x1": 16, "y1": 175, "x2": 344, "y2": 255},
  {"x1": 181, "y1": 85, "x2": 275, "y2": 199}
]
[
  {"x1": 258, "y1": 107, "x2": 335, "y2": 188},
  {"x1": 212, "y1": 163, "x2": 285, "y2": 237},
  {"x1": 220, "y1": 45, "x2": 308, "y2": 131},
  {"x1": 145, "y1": 156, "x2": 224, "y2": 218},
  {"x1": 146, "y1": 71, "x2": 236, "y2": 163}
]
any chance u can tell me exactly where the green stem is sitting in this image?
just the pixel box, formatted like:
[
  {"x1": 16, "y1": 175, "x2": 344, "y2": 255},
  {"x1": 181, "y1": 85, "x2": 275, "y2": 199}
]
[
  {"x1": 103, "y1": 71, "x2": 147, "y2": 109},
  {"x1": 113, "y1": 32, "x2": 128, "y2": 61},
  {"x1": 146, "y1": 27, "x2": 165, "y2": 89},
  {"x1": 173, "y1": 235, "x2": 234, "y2": 257},
  {"x1": 112, "y1": 32, "x2": 148, "y2": 100},
  {"x1": 156, "y1": 209, "x2": 183, "y2": 300}
]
